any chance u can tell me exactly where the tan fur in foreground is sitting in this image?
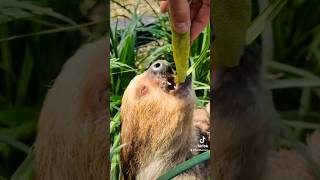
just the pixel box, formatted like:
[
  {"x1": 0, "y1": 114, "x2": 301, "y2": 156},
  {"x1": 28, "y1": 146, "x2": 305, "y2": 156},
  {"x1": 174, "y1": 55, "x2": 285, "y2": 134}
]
[
  {"x1": 120, "y1": 62, "x2": 207, "y2": 179},
  {"x1": 34, "y1": 38, "x2": 108, "y2": 179}
]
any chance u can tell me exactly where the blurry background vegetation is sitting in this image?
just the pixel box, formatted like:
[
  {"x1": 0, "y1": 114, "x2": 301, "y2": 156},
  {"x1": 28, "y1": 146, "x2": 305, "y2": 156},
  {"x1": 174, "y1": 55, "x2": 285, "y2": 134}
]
[
  {"x1": 0, "y1": 0, "x2": 106, "y2": 179},
  {"x1": 0, "y1": 0, "x2": 319, "y2": 179}
]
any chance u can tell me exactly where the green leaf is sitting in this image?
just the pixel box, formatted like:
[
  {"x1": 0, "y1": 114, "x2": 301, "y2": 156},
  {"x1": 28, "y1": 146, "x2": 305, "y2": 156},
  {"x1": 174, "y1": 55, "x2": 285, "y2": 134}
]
[
  {"x1": 0, "y1": 19, "x2": 107, "y2": 42},
  {"x1": 269, "y1": 78, "x2": 320, "y2": 89},
  {"x1": 282, "y1": 119, "x2": 320, "y2": 130},
  {"x1": 193, "y1": 81, "x2": 210, "y2": 91},
  {"x1": 10, "y1": 148, "x2": 33, "y2": 180},
  {"x1": 0, "y1": 134, "x2": 29, "y2": 154},
  {"x1": 157, "y1": 151, "x2": 210, "y2": 180},
  {"x1": 169, "y1": 10, "x2": 190, "y2": 83},
  {"x1": 141, "y1": 44, "x2": 171, "y2": 69},
  {"x1": 267, "y1": 61, "x2": 320, "y2": 79},
  {"x1": 213, "y1": 0, "x2": 251, "y2": 67},
  {"x1": 0, "y1": 0, "x2": 76, "y2": 25},
  {"x1": 110, "y1": 58, "x2": 136, "y2": 73},
  {"x1": 246, "y1": 0, "x2": 288, "y2": 44},
  {"x1": 0, "y1": 107, "x2": 39, "y2": 126},
  {"x1": 16, "y1": 45, "x2": 34, "y2": 105}
]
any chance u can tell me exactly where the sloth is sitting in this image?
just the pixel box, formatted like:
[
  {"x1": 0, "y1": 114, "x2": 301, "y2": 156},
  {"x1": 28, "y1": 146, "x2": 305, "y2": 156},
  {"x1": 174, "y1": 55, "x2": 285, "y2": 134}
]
[
  {"x1": 212, "y1": 44, "x2": 320, "y2": 180},
  {"x1": 212, "y1": 45, "x2": 270, "y2": 180},
  {"x1": 33, "y1": 38, "x2": 320, "y2": 180},
  {"x1": 120, "y1": 60, "x2": 209, "y2": 179},
  {"x1": 34, "y1": 38, "x2": 108, "y2": 179}
]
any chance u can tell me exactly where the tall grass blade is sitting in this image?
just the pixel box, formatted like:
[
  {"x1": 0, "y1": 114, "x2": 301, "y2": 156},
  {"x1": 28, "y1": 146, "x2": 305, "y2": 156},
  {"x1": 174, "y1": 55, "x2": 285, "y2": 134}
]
[
  {"x1": 0, "y1": 0, "x2": 76, "y2": 25},
  {"x1": 0, "y1": 19, "x2": 107, "y2": 42},
  {"x1": 282, "y1": 119, "x2": 320, "y2": 130},
  {"x1": 10, "y1": 148, "x2": 33, "y2": 180},
  {"x1": 269, "y1": 78, "x2": 320, "y2": 89},
  {"x1": 0, "y1": 26, "x2": 12, "y2": 105},
  {"x1": 16, "y1": 45, "x2": 34, "y2": 105},
  {"x1": 267, "y1": 61, "x2": 320, "y2": 79},
  {"x1": 0, "y1": 134, "x2": 29, "y2": 154},
  {"x1": 246, "y1": 0, "x2": 288, "y2": 44},
  {"x1": 157, "y1": 151, "x2": 210, "y2": 180}
]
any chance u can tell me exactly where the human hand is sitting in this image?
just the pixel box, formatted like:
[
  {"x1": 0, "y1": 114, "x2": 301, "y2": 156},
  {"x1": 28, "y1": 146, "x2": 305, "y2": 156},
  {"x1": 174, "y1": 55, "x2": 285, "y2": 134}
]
[{"x1": 160, "y1": 0, "x2": 210, "y2": 41}]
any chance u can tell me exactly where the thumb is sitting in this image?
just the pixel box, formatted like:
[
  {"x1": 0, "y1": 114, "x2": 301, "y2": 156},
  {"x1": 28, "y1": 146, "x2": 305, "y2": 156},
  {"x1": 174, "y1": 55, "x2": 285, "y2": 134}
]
[{"x1": 168, "y1": 0, "x2": 191, "y2": 34}]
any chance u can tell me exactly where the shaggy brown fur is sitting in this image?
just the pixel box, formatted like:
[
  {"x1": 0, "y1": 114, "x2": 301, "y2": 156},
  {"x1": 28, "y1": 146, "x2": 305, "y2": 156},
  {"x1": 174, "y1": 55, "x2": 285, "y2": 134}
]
[
  {"x1": 34, "y1": 38, "x2": 108, "y2": 179},
  {"x1": 120, "y1": 61, "x2": 208, "y2": 179},
  {"x1": 212, "y1": 45, "x2": 269, "y2": 180}
]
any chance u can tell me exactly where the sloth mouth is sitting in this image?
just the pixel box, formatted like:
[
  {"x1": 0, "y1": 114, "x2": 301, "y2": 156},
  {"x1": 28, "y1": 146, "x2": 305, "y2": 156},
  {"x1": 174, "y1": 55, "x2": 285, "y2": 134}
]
[
  {"x1": 165, "y1": 75, "x2": 176, "y2": 91},
  {"x1": 161, "y1": 73, "x2": 191, "y2": 94},
  {"x1": 147, "y1": 60, "x2": 191, "y2": 95}
]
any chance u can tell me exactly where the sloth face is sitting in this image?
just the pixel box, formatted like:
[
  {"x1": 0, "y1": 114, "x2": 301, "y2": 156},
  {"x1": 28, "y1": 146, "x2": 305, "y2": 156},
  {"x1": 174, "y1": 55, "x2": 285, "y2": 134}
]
[
  {"x1": 121, "y1": 60, "x2": 194, "y2": 120},
  {"x1": 120, "y1": 60, "x2": 195, "y2": 154},
  {"x1": 129, "y1": 60, "x2": 193, "y2": 98}
]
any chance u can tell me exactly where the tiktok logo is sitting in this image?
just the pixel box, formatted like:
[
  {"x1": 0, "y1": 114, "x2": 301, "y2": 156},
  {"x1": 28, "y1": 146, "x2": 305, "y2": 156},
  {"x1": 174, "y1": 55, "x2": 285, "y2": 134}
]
[
  {"x1": 192, "y1": 135, "x2": 209, "y2": 151},
  {"x1": 199, "y1": 136, "x2": 206, "y2": 144}
]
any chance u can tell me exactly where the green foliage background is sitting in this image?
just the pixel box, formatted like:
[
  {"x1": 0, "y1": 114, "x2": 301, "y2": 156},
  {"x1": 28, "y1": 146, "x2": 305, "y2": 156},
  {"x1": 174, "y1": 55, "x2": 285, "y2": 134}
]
[
  {"x1": 0, "y1": 0, "x2": 106, "y2": 179},
  {"x1": 0, "y1": 0, "x2": 319, "y2": 179}
]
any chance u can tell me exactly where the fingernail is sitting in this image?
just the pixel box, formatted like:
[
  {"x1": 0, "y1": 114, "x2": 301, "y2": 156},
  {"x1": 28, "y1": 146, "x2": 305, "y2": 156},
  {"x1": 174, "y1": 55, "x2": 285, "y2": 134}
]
[{"x1": 173, "y1": 22, "x2": 190, "y2": 33}]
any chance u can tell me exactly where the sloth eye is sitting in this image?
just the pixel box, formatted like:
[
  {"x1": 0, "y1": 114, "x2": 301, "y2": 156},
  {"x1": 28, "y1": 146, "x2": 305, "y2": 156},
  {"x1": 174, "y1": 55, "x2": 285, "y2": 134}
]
[{"x1": 137, "y1": 85, "x2": 148, "y2": 97}]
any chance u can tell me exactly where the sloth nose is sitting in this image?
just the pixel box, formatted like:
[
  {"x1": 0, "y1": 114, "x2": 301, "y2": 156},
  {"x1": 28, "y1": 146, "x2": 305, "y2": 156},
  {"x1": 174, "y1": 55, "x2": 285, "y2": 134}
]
[{"x1": 149, "y1": 60, "x2": 172, "y2": 74}]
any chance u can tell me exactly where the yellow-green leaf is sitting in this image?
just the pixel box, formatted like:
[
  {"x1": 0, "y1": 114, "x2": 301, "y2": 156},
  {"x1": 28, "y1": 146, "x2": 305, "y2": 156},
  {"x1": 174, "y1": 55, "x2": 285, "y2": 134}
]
[
  {"x1": 213, "y1": 0, "x2": 251, "y2": 67},
  {"x1": 169, "y1": 12, "x2": 190, "y2": 83}
]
